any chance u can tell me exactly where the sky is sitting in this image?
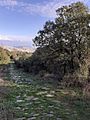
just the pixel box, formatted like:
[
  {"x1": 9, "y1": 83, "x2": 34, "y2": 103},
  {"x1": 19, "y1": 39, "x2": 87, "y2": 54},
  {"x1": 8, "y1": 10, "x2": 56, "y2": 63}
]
[{"x1": 0, "y1": 0, "x2": 90, "y2": 47}]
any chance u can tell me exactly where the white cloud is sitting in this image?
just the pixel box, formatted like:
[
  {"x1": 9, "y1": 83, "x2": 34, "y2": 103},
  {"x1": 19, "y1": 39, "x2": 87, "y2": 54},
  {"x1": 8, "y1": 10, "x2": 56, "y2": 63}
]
[
  {"x1": 0, "y1": 0, "x2": 17, "y2": 7},
  {"x1": 0, "y1": 0, "x2": 89, "y2": 17}
]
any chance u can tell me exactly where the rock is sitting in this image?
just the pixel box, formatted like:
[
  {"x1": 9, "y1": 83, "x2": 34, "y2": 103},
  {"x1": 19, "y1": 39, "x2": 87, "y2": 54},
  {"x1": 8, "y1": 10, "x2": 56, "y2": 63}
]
[
  {"x1": 48, "y1": 105, "x2": 54, "y2": 108},
  {"x1": 25, "y1": 96, "x2": 34, "y2": 101},
  {"x1": 24, "y1": 113, "x2": 28, "y2": 115},
  {"x1": 27, "y1": 117, "x2": 36, "y2": 120},
  {"x1": 16, "y1": 99, "x2": 23, "y2": 103},
  {"x1": 41, "y1": 87, "x2": 49, "y2": 90},
  {"x1": 16, "y1": 95, "x2": 20, "y2": 99},
  {"x1": 14, "y1": 117, "x2": 26, "y2": 120},
  {"x1": 36, "y1": 91, "x2": 47, "y2": 95},
  {"x1": 33, "y1": 113, "x2": 39, "y2": 117},
  {"x1": 50, "y1": 111, "x2": 54, "y2": 114},
  {"x1": 50, "y1": 91, "x2": 55, "y2": 94},
  {"x1": 16, "y1": 107, "x2": 21, "y2": 110},
  {"x1": 40, "y1": 105, "x2": 44, "y2": 108},
  {"x1": 35, "y1": 101, "x2": 40, "y2": 104},
  {"x1": 33, "y1": 98, "x2": 39, "y2": 101},
  {"x1": 52, "y1": 100, "x2": 60, "y2": 103},
  {"x1": 46, "y1": 94, "x2": 54, "y2": 97},
  {"x1": 24, "y1": 94, "x2": 27, "y2": 97},
  {"x1": 56, "y1": 118, "x2": 62, "y2": 120},
  {"x1": 46, "y1": 113, "x2": 54, "y2": 117}
]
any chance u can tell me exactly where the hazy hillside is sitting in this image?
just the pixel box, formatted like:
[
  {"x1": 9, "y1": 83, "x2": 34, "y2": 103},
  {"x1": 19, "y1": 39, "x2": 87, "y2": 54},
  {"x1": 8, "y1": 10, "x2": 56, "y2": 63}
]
[
  {"x1": 0, "y1": 40, "x2": 33, "y2": 48},
  {"x1": 0, "y1": 45, "x2": 35, "y2": 53},
  {"x1": 0, "y1": 46, "x2": 33, "y2": 64}
]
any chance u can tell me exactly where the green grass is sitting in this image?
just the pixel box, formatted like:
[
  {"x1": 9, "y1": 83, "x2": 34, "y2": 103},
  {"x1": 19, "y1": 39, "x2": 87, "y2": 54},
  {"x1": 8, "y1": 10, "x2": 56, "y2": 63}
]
[
  {"x1": 0, "y1": 63, "x2": 90, "y2": 120},
  {"x1": 3, "y1": 83, "x2": 89, "y2": 120}
]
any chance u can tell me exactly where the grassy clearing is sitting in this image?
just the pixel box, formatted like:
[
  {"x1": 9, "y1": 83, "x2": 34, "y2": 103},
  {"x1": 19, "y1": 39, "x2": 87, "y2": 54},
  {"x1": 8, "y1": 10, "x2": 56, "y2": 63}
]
[{"x1": 0, "y1": 63, "x2": 90, "y2": 120}]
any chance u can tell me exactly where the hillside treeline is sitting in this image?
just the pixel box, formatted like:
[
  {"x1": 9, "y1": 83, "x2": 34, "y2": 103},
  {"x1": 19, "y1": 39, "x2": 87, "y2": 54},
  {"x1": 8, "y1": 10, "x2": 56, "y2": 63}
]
[
  {"x1": 15, "y1": 2, "x2": 90, "y2": 87},
  {"x1": 0, "y1": 47, "x2": 31, "y2": 65},
  {"x1": 0, "y1": 47, "x2": 11, "y2": 64}
]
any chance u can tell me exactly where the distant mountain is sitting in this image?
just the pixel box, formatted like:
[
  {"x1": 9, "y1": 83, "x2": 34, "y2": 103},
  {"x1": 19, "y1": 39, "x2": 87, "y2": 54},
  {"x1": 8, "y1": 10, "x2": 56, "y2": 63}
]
[
  {"x1": 0, "y1": 40, "x2": 33, "y2": 48},
  {"x1": 0, "y1": 45, "x2": 35, "y2": 53}
]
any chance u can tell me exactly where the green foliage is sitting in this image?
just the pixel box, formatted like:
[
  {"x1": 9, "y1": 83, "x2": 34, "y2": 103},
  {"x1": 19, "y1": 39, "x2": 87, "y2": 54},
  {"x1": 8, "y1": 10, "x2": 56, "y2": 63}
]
[
  {"x1": 0, "y1": 47, "x2": 32, "y2": 65},
  {"x1": 0, "y1": 47, "x2": 11, "y2": 64},
  {"x1": 15, "y1": 2, "x2": 90, "y2": 84},
  {"x1": 33, "y1": 2, "x2": 90, "y2": 75}
]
